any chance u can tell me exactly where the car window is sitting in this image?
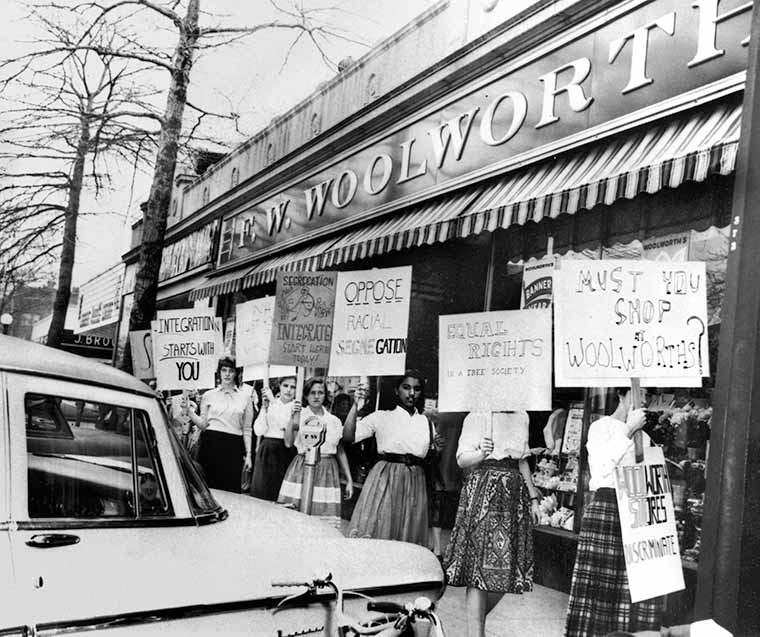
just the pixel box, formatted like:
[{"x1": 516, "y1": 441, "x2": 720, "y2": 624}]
[
  {"x1": 25, "y1": 394, "x2": 171, "y2": 519},
  {"x1": 166, "y1": 427, "x2": 220, "y2": 516}
]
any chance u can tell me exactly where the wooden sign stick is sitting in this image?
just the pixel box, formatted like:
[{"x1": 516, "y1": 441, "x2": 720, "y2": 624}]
[{"x1": 631, "y1": 377, "x2": 644, "y2": 463}]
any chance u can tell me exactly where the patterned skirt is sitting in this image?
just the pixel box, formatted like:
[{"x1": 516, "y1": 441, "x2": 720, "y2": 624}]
[
  {"x1": 250, "y1": 438, "x2": 296, "y2": 501},
  {"x1": 277, "y1": 454, "x2": 342, "y2": 530},
  {"x1": 565, "y1": 488, "x2": 664, "y2": 637},
  {"x1": 348, "y1": 459, "x2": 429, "y2": 546},
  {"x1": 444, "y1": 458, "x2": 533, "y2": 594}
]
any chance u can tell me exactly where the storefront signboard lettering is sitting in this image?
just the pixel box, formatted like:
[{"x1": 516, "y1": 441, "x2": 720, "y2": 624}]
[
  {"x1": 129, "y1": 329, "x2": 154, "y2": 380},
  {"x1": 328, "y1": 266, "x2": 412, "y2": 376},
  {"x1": 219, "y1": 0, "x2": 750, "y2": 266},
  {"x1": 553, "y1": 259, "x2": 709, "y2": 387},
  {"x1": 159, "y1": 221, "x2": 218, "y2": 282},
  {"x1": 642, "y1": 231, "x2": 691, "y2": 261},
  {"x1": 614, "y1": 446, "x2": 685, "y2": 602},
  {"x1": 438, "y1": 309, "x2": 552, "y2": 411},
  {"x1": 76, "y1": 264, "x2": 124, "y2": 333},
  {"x1": 269, "y1": 271, "x2": 337, "y2": 368},
  {"x1": 151, "y1": 309, "x2": 223, "y2": 390},
  {"x1": 521, "y1": 257, "x2": 556, "y2": 308}
]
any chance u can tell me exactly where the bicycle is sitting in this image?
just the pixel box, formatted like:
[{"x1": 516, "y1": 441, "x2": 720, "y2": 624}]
[{"x1": 272, "y1": 572, "x2": 445, "y2": 637}]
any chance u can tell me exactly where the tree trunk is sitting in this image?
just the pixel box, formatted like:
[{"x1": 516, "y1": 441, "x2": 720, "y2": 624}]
[
  {"x1": 47, "y1": 112, "x2": 91, "y2": 348},
  {"x1": 121, "y1": 0, "x2": 200, "y2": 372}
]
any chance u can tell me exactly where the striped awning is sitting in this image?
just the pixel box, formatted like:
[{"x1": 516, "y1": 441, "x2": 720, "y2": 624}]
[
  {"x1": 188, "y1": 268, "x2": 249, "y2": 301},
  {"x1": 241, "y1": 236, "x2": 339, "y2": 289},
  {"x1": 321, "y1": 189, "x2": 481, "y2": 267},
  {"x1": 457, "y1": 98, "x2": 741, "y2": 236}
]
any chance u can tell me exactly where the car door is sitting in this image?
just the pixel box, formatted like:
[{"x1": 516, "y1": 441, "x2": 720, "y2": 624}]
[{"x1": 6, "y1": 376, "x2": 204, "y2": 632}]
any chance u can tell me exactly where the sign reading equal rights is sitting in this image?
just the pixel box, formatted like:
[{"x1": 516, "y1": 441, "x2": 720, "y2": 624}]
[
  {"x1": 329, "y1": 266, "x2": 412, "y2": 376},
  {"x1": 614, "y1": 446, "x2": 684, "y2": 602},
  {"x1": 553, "y1": 260, "x2": 709, "y2": 387},
  {"x1": 438, "y1": 309, "x2": 552, "y2": 412},
  {"x1": 151, "y1": 309, "x2": 223, "y2": 391},
  {"x1": 269, "y1": 271, "x2": 337, "y2": 368}
]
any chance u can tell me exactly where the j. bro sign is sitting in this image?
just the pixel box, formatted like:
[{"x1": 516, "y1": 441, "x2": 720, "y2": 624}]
[
  {"x1": 553, "y1": 260, "x2": 709, "y2": 387},
  {"x1": 151, "y1": 309, "x2": 223, "y2": 390}
]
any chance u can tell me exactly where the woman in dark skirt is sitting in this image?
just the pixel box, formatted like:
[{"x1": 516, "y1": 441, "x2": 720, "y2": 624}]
[
  {"x1": 343, "y1": 370, "x2": 435, "y2": 546},
  {"x1": 565, "y1": 387, "x2": 663, "y2": 636},
  {"x1": 250, "y1": 375, "x2": 298, "y2": 501},
  {"x1": 189, "y1": 357, "x2": 253, "y2": 493},
  {"x1": 444, "y1": 410, "x2": 540, "y2": 637}
]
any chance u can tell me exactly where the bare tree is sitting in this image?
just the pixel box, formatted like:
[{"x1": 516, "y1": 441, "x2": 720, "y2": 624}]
[{"x1": 0, "y1": 9, "x2": 162, "y2": 346}]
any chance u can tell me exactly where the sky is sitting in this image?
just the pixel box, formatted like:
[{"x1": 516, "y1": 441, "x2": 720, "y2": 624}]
[{"x1": 2, "y1": 0, "x2": 438, "y2": 287}]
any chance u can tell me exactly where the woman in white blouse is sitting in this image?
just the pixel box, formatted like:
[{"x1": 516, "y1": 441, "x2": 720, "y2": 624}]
[
  {"x1": 277, "y1": 377, "x2": 353, "y2": 530},
  {"x1": 343, "y1": 370, "x2": 435, "y2": 546},
  {"x1": 444, "y1": 410, "x2": 540, "y2": 637},
  {"x1": 565, "y1": 386, "x2": 663, "y2": 636}
]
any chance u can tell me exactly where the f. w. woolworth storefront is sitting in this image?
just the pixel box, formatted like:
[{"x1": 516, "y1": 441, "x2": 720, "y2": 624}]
[{"x1": 125, "y1": 0, "x2": 759, "y2": 632}]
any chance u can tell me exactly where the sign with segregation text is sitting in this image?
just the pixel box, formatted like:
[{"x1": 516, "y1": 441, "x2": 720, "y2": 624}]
[
  {"x1": 236, "y1": 297, "x2": 277, "y2": 367},
  {"x1": 521, "y1": 257, "x2": 555, "y2": 308},
  {"x1": 615, "y1": 446, "x2": 684, "y2": 602},
  {"x1": 269, "y1": 271, "x2": 337, "y2": 368},
  {"x1": 329, "y1": 266, "x2": 412, "y2": 376},
  {"x1": 151, "y1": 309, "x2": 223, "y2": 391},
  {"x1": 554, "y1": 260, "x2": 709, "y2": 387},
  {"x1": 438, "y1": 309, "x2": 552, "y2": 412},
  {"x1": 129, "y1": 330, "x2": 154, "y2": 380}
]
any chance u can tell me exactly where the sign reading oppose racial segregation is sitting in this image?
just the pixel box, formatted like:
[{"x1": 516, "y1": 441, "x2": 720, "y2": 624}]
[
  {"x1": 438, "y1": 309, "x2": 552, "y2": 412},
  {"x1": 151, "y1": 309, "x2": 223, "y2": 390},
  {"x1": 329, "y1": 266, "x2": 412, "y2": 376},
  {"x1": 554, "y1": 260, "x2": 709, "y2": 387},
  {"x1": 269, "y1": 271, "x2": 337, "y2": 368},
  {"x1": 615, "y1": 446, "x2": 684, "y2": 602}
]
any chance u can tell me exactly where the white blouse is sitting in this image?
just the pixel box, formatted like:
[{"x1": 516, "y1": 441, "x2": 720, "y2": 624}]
[
  {"x1": 586, "y1": 415, "x2": 653, "y2": 491},
  {"x1": 354, "y1": 406, "x2": 431, "y2": 458},
  {"x1": 253, "y1": 397, "x2": 294, "y2": 439},
  {"x1": 294, "y1": 408, "x2": 344, "y2": 455},
  {"x1": 457, "y1": 411, "x2": 530, "y2": 460},
  {"x1": 200, "y1": 386, "x2": 253, "y2": 437}
]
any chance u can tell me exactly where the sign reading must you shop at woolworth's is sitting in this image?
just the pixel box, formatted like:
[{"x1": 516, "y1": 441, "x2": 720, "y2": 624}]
[
  {"x1": 438, "y1": 309, "x2": 552, "y2": 412},
  {"x1": 269, "y1": 271, "x2": 337, "y2": 368},
  {"x1": 553, "y1": 260, "x2": 709, "y2": 387}
]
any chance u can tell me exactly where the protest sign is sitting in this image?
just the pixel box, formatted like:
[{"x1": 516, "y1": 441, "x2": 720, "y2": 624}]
[
  {"x1": 438, "y1": 309, "x2": 552, "y2": 412},
  {"x1": 129, "y1": 329, "x2": 154, "y2": 380},
  {"x1": 269, "y1": 271, "x2": 337, "y2": 368},
  {"x1": 242, "y1": 364, "x2": 297, "y2": 382},
  {"x1": 521, "y1": 257, "x2": 555, "y2": 308},
  {"x1": 614, "y1": 446, "x2": 685, "y2": 602},
  {"x1": 329, "y1": 266, "x2": 412, "y2": 376},
  {"x1": 554, "y1": 260, "x2": 709, "y2": 387},
  {"x1": 236, "y1": 297, "x2": 277, "y2": 368},
  {"x1": 151, "y1": 309, "x2": 223, "y2": 391}
]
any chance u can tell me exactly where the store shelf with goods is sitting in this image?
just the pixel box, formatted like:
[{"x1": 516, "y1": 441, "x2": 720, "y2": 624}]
[{"x1": 533, "y1": 451, "x2": 580, "y2": 532}]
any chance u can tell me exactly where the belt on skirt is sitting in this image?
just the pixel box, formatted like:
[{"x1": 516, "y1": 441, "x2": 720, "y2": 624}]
[
  {"x1": 379, "y1": 452, "x2": 425, "y2": 466},
  {"x1": 479, "y1": 457, "x2": 520, "y2": 470}
]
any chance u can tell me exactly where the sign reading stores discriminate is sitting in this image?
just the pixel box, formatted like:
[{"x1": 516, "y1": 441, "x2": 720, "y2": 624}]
[
  {"x1": 554, "y1": 260, "x2": 709, "y2": 387},
  {"x1": 438, "y1": 309, "x2": 552, "y2": 412},
  {"x1": 151, "y1": 309, "x2": 223, "y2": 391},
  {"x1": 269, "y1": 271, "x2": 337, "y2": 368},
  {"x1": 329, "y1": 266, "x2": 412, "y2": 376},
  {"x1": 615, "y1": 446, "x2": 684, "y2": 602}
]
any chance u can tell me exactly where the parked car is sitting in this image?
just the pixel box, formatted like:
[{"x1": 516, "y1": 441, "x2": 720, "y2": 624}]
[{"x1": 0, "y1": 335, "x2": 443, "y2": 635}]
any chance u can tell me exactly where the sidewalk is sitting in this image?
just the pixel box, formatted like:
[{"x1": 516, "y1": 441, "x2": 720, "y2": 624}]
[{"x1": 436, "y1": 583, "x2": 569, "y2": 636}]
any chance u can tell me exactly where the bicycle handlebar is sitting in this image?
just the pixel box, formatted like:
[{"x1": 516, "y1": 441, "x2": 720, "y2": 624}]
[{"x1": 366, "y1": 601, "x2": 406, "y2": 614}]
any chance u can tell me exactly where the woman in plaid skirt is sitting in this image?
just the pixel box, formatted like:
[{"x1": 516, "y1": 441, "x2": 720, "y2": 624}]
[
  {"x1": 444, "y1": 411, "x2": 541, "y2": 637},
  {"x1": 564, "y1": 387, "x2": 664, "y2": 636}
]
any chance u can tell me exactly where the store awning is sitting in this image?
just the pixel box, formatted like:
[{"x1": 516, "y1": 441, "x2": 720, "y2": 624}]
[
  {"x1": 321, "y1": 189, "x2": 481, "y2": 267},
  {"x1": 241, "y1": 236, "x2": 340, "y2": 288},
  {"x1": 456, "y1": 98, "x2": 741, "y2": 237},
  {"x1": 188, "y1": 268, "x2": 249, "y2": 301}
]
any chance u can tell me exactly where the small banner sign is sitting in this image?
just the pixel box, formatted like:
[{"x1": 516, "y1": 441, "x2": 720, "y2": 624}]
[
  {"x1": 269, "y1": 271, "x2": 337, "y2": 368},
  {"x1": 614, "y1": 446, "x2": 685, "y2": 602},
  {"x1": 329, "y1": 265, "x2": 412, "y2": 376},
  {"x1": 521, "y1": 257, "x2": 555, "y2": 308},
  {"x1": 438, "y1": 309, "x2": 552, "y2": 412}
]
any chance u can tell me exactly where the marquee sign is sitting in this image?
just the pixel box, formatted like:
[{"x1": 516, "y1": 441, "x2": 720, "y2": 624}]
[{"x1": 219, "y1": 0, "x2": 750, "y2": 267}]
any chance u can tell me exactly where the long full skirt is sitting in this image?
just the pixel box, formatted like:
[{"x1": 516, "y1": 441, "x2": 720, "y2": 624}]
[
  {"x1": 277, "y1": 454, "x2": 342, "y2": 530},
  {"x1": 348, "y1": 460, "x2": 428, "y2": 546},
  {"x1": 250, "y1": 438, "x2": 296, "y2": 501},
  {"x1": 444, "y1": 459, "x2": 533, "y2": 594}
]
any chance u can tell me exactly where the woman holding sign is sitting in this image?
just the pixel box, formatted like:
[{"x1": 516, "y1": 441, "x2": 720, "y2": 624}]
[
  {"x1": 564, "y1": 386, "x2": 663, "y2": 636},
  {"x1": 277, "y1": 377, "x2": 353, "y2": 530},
  {"x1": 344, "y1": 370, "x2": 437, "y2": 546},
  {"x1": 444, "y1": 410, "x2": 540, "y2": 637},
  {"x1": 188, "y1": 357, "x2": 253, "y2": 493}
]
